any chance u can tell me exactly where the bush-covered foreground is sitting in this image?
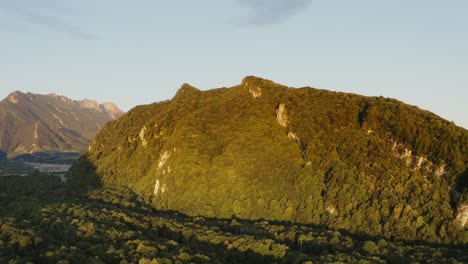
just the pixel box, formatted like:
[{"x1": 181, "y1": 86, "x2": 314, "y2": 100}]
[{"x1": 1, "y1": 175, "x2": 467, "y2": 263}]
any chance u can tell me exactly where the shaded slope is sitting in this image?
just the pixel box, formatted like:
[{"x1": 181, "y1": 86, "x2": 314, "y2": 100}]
[{"x1": 70, "y1": 76, "x2": 468, "y2": 243}]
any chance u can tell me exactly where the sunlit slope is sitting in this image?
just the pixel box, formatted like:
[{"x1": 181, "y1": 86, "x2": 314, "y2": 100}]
[
  {"x1": 0, "y1": 91, "x2": 124, "y2": 158},
  {"x1": 70, "y1": 76, "x2": 467, "y2": 243}
]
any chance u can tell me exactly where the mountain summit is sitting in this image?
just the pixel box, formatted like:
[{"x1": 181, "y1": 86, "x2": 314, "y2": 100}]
[
  {"x1": 0, "y1": 91, "x2": 124, "y2": 159},
  {"x1": 70, "y1": 76, "x2": 467, "y2": 243}
]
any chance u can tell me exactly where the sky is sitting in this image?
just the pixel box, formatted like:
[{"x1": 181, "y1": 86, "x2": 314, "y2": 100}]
[{"x1": 0, "y1": 0, "x2": 467, "y2": 128}]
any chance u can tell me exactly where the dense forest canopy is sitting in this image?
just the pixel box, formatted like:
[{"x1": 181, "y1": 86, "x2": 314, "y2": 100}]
[
  {"x1": 1, "y1": 175, "x2": 467, "y2": 263},
  {"x1": 69, "y1": 76, "x2": 468, "y2": 244}
]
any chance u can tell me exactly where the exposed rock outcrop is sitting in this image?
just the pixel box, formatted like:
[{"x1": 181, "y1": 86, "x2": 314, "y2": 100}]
[
  {"x1": 391, "y1": 141, "x2": 446, "y2": 177},
  {"x1": 139, "y1": 126, "x2": 148, "y2": 147},
  {"x1": 456, "y1": 203, "x2": 468, "y2": 227},
  {"x1": 79, "y1": 99, "x2": 101, "y2": 110},
  {"x1": 100, "y1": 102, "x2": 124, "y2": 119},
  {"x1": 276, "y1": 103, "x2": 289, "y2": 128},
  {"x1": 276, "y1": 103, "x2": 308, "y2": 163}
]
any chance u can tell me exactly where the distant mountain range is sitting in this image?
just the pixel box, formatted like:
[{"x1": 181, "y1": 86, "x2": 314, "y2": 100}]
[{"x1": 0, "y1": 91, "x2": 124, "y2": 159}]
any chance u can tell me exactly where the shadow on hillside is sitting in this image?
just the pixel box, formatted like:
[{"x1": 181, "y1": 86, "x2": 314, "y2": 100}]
[
  {"x1": 456, "y1": 168, "x2": 468, "y2": 195},
  {"x1": 2, "y1": 171, "x2": 467, "y2": 263},
  {"x1": 0, "y1": 151, "x2": 6, "y2": 161},
  {"x1": 151, "y1": 208, "x2": 468, "y2": 250},
  {"x1": 50, "y1": 155, "x2": 468, "y2": 262},
  {"x1": 66, "y1": 154, "x2": 102, "y2": 193},
  {"x1": 87, "y1": 191, "x2": 468, "y2": 262},
  {"x1": 1, "y1": 188, "x2": 280, "y2": 262}
]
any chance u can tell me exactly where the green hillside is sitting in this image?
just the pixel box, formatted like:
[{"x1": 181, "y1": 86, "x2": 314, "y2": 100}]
[{"x1": 70, "y1": 76, "x2": 468, "y2": 244}]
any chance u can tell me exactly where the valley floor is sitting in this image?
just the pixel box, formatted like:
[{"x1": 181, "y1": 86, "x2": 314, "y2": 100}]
[{"x1": 0, "y1": 175, "x2": 467, "y2": 263}]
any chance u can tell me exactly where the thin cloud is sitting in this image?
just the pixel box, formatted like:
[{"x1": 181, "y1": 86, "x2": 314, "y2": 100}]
[
  {"x1": 0, "y1": 0, "x2": 95, "y2": 40},
  {"x1": 236, "y1": 0, "x2": 312, "y2": 26}
]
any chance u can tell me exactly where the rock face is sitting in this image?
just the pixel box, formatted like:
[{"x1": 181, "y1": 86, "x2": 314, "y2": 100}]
[
  {"x1": 276, "y1": 103, "x2": 289, "y2": 128},
  {"x1": 79, "y1": 99, "x2": 100, "y2": 110},
  {"x1": 70, "y1": 76, "x2": 467, "y2": 242},
  {"x1": 0, "y1": 91, "x2": 124, "y2": 158},
  {"x1": 275, "y1": 103, "x2": 308, "y2": 162},
  {"x1": 391, "y1": 141, "x2": 447, "y2": 177},
  {"x1": 457, "y1": 203, "x2": 468, "y2": 227},
  {"x1": 100, "y1": 102, "x2": 124, "y2": 119}
]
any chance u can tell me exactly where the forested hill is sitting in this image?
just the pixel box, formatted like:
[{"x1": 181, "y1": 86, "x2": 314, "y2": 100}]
[{"x1": 70, "y1": 76, "x2": 468, "y2": 244}]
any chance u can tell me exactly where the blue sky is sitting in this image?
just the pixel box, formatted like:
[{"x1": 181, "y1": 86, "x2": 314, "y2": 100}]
[{"x1": 1, "y1": 0, "x2": 467, "y2": 128}]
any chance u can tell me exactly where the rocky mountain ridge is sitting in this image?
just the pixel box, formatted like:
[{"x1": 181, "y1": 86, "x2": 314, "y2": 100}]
[{"x1": 0, "y1": 91, "x2": 124, "y2": 159}]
